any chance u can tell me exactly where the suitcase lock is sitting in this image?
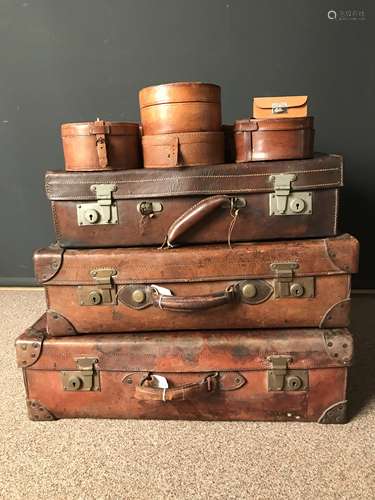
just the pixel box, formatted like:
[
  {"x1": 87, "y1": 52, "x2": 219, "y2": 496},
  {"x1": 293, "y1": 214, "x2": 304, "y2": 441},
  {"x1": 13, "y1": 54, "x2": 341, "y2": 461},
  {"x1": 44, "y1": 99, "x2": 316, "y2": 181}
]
[
  {"x1": 78, "y1": 268, "x2": 117, "y2": 306},
  {"x1": 76, "y1": 184, "x2": 119, "y2": 226},
  {"x1": 269, "y1": 173, "x2": 312, "y2": 216},
  {"x1": 271, "y1": 262, "x2": 314, "y2": 299},
  {"x1": 61, "y1": 357, "x2": 100, "y2": 391},
  {"x1": 267, "y1": 356, "x2": 308, "y2": 392}
]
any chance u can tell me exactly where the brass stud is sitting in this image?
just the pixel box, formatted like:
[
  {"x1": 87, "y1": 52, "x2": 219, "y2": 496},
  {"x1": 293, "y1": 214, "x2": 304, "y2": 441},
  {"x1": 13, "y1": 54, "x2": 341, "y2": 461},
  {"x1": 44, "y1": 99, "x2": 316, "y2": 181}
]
[
  {"x1": 241, "y1": 283, "x2": 257, "y2": 299},
  {"x1": 131, "y1": 289, "x2": 146, "y2": 304}
]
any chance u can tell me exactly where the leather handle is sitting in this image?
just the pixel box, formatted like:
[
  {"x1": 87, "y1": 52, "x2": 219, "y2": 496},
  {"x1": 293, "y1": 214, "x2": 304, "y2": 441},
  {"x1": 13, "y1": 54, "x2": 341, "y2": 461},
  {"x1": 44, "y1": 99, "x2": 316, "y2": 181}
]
[
  {"x1": 165, "y1": 195, "x2": 230, "y2": 247},
  {"x1": 135, "y1": 373, "x2": 218, "y2": 401},
  {"x1": 153, "y1": 288, "x2": 235, "y2": 312}
]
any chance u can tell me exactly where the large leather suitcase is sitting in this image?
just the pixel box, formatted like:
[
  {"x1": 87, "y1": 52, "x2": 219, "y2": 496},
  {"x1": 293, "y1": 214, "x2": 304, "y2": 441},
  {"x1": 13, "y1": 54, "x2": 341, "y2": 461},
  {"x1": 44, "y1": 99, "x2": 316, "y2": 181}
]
[
  {"x1": 61, "y1": 120, "x2": 141, "y2": 171},
  {"x1": 16, "y1": 314, "x2": 352, "y2": 423},
  {"x1": 139, "y1": 82, "x2": 222, "y2": 135},
  {"x1": 45, "y1": 154, "x2": 343, "y2": 248},
  {"x1": 34, "y1": 234, "x2": 359, "y2": 336},
  {"x1": 234, "y1": 117, "x2": 314, "y2": 162}
]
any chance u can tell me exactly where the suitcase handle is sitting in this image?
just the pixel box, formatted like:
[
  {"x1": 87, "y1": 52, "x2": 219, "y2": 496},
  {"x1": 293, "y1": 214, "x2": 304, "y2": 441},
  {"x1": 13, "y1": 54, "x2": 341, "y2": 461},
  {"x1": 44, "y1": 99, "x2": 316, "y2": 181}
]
[
  {"x1": 152, "y1": 287, "x2": 235, "y2": 311},
  {"x1": 134, "y1": 373, "x2": 219, "y2": 401},
  {"x1": 164, "y1": 195, "x2": 230, "y2": 247}
]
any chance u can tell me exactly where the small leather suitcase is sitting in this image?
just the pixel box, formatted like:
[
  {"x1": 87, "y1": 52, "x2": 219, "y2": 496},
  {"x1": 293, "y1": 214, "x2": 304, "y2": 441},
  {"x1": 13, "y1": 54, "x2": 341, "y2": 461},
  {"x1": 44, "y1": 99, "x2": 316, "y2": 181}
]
[
  {"x1": 139, "y1": 82, "x2": 222, "y2": 135},
  {"x1": 34, "y1": 234, "x2": 358, "y2": 336},
  {"x1": 61, "y1": 120, "x2": 141, "y2": 171},
  {"x1": 45, "y1": 154, "x2": 342, "y2": 248},
  {"x1": 253, "y1": 96, "x2": 308, "y2": 118},
  {"x1": 142, "y1": 131, "x2": 225, "y2": 168},
  {"x1": 234, "y1": 117, "x2": 314, "y2": 162},
  {"x1": 17, "y1": 314, "x2": 352, "y2": 423}
]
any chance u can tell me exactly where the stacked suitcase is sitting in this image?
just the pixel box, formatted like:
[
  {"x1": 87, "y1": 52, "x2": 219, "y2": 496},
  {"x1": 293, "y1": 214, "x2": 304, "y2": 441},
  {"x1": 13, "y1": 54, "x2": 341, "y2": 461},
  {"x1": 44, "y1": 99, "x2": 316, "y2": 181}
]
[{"x1": 16, "y1": 83, "x2": 359, "y2": 423}]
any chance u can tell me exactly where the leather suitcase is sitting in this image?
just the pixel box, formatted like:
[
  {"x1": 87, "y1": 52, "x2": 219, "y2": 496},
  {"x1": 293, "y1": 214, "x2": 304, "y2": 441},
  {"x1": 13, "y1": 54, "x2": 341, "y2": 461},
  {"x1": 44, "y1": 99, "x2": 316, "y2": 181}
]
[
  {"x1": 234, "y1": 117, "x2": 314, "y2": 162},
  {"x1": 142, "y1": 131, "x2": 225, "y2": 168},
  {"x1": 34, "y1": 234, "x2": 359, "y2": 336},
  {"x1": 45, "y1": 154, "x2": 343, "y2": 248},
  {"x1": 17, "y1": 314, "x2": 352, "y2": 423},
  {"x1": 253, "y1": 96, "x2": 308, "y2": 119},
  {"x1": 61, "y1": 120, "x2": 141, "y2": 171},
  {"x1": 139, "y1": 82, "x2": 222, "y2": 135}
]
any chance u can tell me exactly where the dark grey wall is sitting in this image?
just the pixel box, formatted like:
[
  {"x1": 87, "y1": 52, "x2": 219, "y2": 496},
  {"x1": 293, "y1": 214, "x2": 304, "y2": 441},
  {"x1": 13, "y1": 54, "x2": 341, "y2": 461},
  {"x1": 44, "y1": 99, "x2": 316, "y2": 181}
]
[{"x1": 0, "y1": 0, "x2": 373, "y2": 286}]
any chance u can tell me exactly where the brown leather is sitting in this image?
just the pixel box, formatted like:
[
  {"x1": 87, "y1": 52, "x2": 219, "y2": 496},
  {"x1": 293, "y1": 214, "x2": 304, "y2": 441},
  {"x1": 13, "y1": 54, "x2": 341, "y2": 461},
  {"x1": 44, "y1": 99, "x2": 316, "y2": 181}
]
[
  {"x1": 142, "y1": 131, "x2": 224, "y2": 168},
  {"x1": 253, "y1": 96, "x2": 308, "y2": 118},
  {"x1": 235, "y1": 117, "x2": 314, "y2": 162},
  {"x1": 153, "y1": 288, "x2": 235, "y2": 311},
  {"x1": 61, "y1": 120, "x2": 141, "y2": 171},
  {"x1": 17, "y1": 314, "x2": 352, "y2": 422},
  {"x1": 45, "y1": 154, "x2": 343, "y2": 248},
  {"x1": 135, "y1": 373, "x2": 218, "y2": 401},
  {"x1": 139, "y1": 82, "x2": 221, "y2": 135},
  {"x1": 33, "y1": 235, "x2": 359, "y2": 336}
]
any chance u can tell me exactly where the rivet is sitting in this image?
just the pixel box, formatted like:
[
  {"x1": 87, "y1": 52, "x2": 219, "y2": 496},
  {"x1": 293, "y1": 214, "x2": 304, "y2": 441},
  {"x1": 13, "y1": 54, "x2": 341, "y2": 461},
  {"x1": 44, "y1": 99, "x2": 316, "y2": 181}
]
[
  {"x1": 127, "y1": 378, "x2": 133, "y2": 384},
  {"x1": 32, "y1": 343, "x2": 39, "y2": 348},
  {"x1": 131, "y1": 289, "x2": 146, "y2": 304},
  {"x1": 327, "y1": 341, "x2": 333, "y2": 347},
  {"x1": 31, "y1": 353, "x2": 36, "y2": 358},
  {"x1": 21, "y1": 344, "x2": 27, "y2": 351}
]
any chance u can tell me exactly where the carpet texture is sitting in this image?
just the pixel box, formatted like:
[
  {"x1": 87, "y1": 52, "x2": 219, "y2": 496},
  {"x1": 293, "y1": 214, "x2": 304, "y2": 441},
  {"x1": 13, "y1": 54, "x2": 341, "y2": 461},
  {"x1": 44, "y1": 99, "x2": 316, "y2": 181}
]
[{"x1": 1, "y1": 289, "x2": 374, "y2": 500}]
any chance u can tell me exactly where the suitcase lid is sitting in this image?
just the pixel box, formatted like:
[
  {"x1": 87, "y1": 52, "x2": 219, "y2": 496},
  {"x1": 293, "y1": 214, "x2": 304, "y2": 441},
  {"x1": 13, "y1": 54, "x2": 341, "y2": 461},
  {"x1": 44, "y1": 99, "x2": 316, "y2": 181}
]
[
  {"x1": 234, "y1": 116, "x2": 314, "y2": 132},
  {"x1": 16, "y1": 314, "x2": 353, "y2": 371},
  {"x1": 45, "y1": 154, "x2": 343, "y2": 201},
  {"x1": 34, "y1": 234, "x2": 359, "y2": 285}
]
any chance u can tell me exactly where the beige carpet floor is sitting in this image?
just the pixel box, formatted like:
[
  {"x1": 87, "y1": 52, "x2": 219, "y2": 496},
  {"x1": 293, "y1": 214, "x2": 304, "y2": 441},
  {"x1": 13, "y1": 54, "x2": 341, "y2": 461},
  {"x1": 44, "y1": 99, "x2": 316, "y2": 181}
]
[{"x1": 0, "y1": 289, "x2": 374, "y2": 500}]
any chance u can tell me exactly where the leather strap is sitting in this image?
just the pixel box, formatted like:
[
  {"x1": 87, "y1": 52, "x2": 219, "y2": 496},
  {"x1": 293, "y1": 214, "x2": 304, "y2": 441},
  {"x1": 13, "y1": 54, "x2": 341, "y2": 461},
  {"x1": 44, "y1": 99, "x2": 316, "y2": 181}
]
[
  {"x1": 142, "y1": 131, "x2": 224, "y2": 168},
  {"x1": 135, "y1": 373, "x2": 219, "y2": 401},
  {"x1": 153, "y1": 288, "x2": 235, "y2": 312},
  {"x1": 166, "y1": 195, "x2": 231, "y2": 246},
  {"x1": 89, "y1": 120, "x2": 109, "y2": 169}
]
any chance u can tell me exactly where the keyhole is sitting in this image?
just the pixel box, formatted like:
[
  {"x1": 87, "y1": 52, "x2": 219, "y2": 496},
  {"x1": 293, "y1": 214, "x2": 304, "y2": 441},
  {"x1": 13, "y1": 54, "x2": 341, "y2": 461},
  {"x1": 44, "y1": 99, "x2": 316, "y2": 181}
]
[
  {"x1": 72, "y1": 380, "x2": 77, "y2": 388},
  {"x1": 295, "y1": 202, "x2": 300, "y2": 210}
]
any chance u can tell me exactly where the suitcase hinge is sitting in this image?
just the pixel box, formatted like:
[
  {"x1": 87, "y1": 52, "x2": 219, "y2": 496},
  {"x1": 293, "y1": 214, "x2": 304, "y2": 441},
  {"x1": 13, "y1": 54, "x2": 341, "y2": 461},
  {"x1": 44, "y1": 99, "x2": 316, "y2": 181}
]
[
  {"x1": 270, "y1": 262, "x2": 314, "y2": 299},
  {"x1": 61, "y1": 357, "x2": 100, "y2": 391},
  {"x1": 269, "y1": 173, "x2": 312, "y2": 216},
  {"x1": 76, "y1": 184, "x2": 118, "y2": 226},
  {"x1": 78, "y1": 268, "x2": 117, "y2": 306},
  {"x1": 267, "y1": 356, "x2": 308, "y2": 392}
]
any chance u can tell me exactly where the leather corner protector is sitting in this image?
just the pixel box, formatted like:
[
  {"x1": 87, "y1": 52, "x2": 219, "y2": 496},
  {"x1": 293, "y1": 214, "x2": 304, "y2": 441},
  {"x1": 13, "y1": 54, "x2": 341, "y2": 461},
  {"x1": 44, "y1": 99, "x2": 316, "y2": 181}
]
[
  {"x1": 323, "y1": 329, "x2": 353, "y2": 365},
  {"x1": 319, "y1": 299, "x2": 351, "y2": 328},
  {"x1": 27, "y1": 400, "x2": 56, "y2": 421},
  {"x1": 318, "y1": 400, "x2": 348, "y2": 424},
  {"x1": 16, "y1": 328, "x2": 45, "y2": 368},
  {"x1": 33, "y1": 244, "x2": 64, "y2": 283},
  {"x1": 219, "y1": 371, "x2": 247, "y2": 391},
  {"x1": 46, "y1": 310, "x2": 77, "y2": 337},
  {"x1": 325, "y1": 235, "x2": 357, "y2": 273}
]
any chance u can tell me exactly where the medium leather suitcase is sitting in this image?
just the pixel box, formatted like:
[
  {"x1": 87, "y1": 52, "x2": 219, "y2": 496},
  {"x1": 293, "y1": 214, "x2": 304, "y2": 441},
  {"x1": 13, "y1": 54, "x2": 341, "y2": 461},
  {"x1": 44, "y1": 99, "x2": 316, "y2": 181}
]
[
  {"x1": 139, "y1": 82, "x2": 222, "y2": 135},
  {"x1": 234, "y1": 117, "x2": 314, "y2": 162},
  {"x1": 253, "y1": 96, "x2": 308, "y2": 119},
  {"x1": 61, "y1": 120, "x2": 141, "y2": 171},
  {"x1": 17, "y1": 314, "x2": 352, "y2": 423},
  {"x1": 142, "y1": 131, "x2": 225, "y2": 168},
  {"x1": 34, "y1": 234, "x2": 359, "y2": 336},
  {"x1": 45, "y1": 154, "x2": 343, "y2": 248}
]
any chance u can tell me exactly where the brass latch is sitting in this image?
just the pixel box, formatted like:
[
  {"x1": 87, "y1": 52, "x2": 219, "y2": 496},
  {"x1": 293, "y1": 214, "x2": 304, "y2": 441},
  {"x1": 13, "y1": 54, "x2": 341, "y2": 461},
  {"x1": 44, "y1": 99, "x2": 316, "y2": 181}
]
[
  {"x1": 270, "y1": 262, "x2": 314, "y2": 299},
  {"x1": 76, "y1": 184, "x2": 118, "y2": 226},
  {"x1": 269, "y1": 173, "x2": 312, "y2": 216},
  {"x1": 61, "y1": 357, "x2": 100, "y2": 391},
  {"x1": 137, "y1": 201, "x2": 163, "y2": 217},
  {"x1": 267, "y1": 356, "x2": 308, "y2": 392},
  {"x1": 78, "y1": 268, "x2": 117, "y2": 306}
]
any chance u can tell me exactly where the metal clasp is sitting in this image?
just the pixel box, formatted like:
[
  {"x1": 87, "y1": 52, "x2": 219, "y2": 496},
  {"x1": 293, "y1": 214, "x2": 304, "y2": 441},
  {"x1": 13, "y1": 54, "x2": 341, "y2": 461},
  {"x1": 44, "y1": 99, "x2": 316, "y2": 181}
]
[
  {"x1": 61, "y1": 357, "x2": 100, "y2": 391},
  {"x1": 272, "y1": 102, "x2": 288, "y2": 114},
  {"x1": 77, "y1": 184, "x2": 118, "y2": 226},
  {"x1": 78, "y1": 268, "x2": 117, "y2": 306},
  {"x1": 270, "y1": 262, "x2": 314, "y2": 299},
  {"x1": 269, "y1": 173, "x2": 312, "y2": 216},
  {"x1": 267, "y1": 356, "x2": 308, "y2": 392}
]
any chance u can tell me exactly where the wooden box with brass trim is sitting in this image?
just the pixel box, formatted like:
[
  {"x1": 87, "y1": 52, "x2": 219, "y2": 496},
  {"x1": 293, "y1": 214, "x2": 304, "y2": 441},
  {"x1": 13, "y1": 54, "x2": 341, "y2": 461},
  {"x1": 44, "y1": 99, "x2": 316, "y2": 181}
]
[
  {"x1": 16, "y1": 314, "x2": 352, "y2": 423},
  {"x1": 33, "y1": 234, "x2": 358, "y2": 336}
]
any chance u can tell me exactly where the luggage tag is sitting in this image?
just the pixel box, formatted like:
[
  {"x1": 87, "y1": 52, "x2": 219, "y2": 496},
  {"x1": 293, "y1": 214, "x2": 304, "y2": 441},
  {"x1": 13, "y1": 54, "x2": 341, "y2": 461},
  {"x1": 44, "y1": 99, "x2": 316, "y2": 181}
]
[
  {"x1": 150, "y1": 374, "x2": 169, "y2": 402},
  {"x1": 151, "y1": 285, "x2": 173, "y2": 296}
]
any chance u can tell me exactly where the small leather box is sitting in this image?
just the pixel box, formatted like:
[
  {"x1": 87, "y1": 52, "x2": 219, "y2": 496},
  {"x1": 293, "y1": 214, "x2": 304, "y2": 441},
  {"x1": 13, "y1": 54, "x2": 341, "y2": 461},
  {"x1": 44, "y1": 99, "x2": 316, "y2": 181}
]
[
  {"x1": 139, "y1": 82, "x2": 222, "y2": 135},
  {"x1": 253, "y1": 96, "x2": 308, "y2": 119},
  {"x1": 61, "y1": 120, "x2": 141, "y2": 171},
  {"x1": 234, "y1": 117, "x2": 314, "y2": 162},
  {"x1": 142, "y1": 131, "x2": 225, "y2": 168}
]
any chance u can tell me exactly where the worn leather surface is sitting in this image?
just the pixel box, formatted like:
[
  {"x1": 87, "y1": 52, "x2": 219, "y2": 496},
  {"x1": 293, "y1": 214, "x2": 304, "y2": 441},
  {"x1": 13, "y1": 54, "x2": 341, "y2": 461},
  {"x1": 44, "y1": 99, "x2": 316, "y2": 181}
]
[
  {"x1": 139, "y1": 82, "x2": 221, "y2": 134},
  {"x1": 142, "y1": 131, "x2": 225, "y2": 168},
  {"x1": 253, "y1": 96, "x2": 308, "y2": 118},
  {"x1": 18, "y1": 315, "x2": 351, "y2": 421},
  {"x1": 45, "y1": 154, "x2": 343, "y2": 247},
  {"x1": 61, "y1": 121, "x2": 141, "y2": 171},
  {"x1": 235, "y1": 117, "x2": 314, "y2": 161},
  {"x1": 33, "y1": 235, "x2": 359, "y2": 335}
]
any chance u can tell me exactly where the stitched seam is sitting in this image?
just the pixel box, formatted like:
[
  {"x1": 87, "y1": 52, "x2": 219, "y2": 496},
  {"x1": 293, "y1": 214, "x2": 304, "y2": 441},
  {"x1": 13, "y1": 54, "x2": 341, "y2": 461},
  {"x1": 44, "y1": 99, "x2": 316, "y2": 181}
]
[
  {"x1": 333, "y1": 189, "x2": 338, "y2": 234},
  {"x1": 45, "y1": 167, "x2": 341, "y2": 187},
  {"x1": 51, "y1": 202, "x2": 62, "y2": 241}
]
